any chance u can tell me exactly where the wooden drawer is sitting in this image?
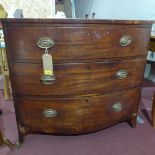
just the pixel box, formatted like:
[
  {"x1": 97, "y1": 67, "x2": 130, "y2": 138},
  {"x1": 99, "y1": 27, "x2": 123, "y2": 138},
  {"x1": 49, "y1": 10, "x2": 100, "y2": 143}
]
[
  {"x1": 17, "y1": 88, "x2": 140, "y2": 134},
  {"x1": 11, "y1": 58, "x2": 145, "y2": 97},
  {"x1": 6, "y1": 26, "x2": 150, "y2": 62}
]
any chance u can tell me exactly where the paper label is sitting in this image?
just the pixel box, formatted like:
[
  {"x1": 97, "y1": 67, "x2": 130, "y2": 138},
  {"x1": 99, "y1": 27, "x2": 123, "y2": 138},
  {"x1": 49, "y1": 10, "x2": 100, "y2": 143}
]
[{"x1": 42, "y1": 54, "x2": 53, "y2": 76}]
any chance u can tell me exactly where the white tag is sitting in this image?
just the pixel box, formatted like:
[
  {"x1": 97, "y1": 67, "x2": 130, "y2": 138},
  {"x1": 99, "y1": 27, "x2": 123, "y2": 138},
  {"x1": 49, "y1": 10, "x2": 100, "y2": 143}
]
[{"x1": 42, "y1": 54, "x2": 53, "y2": 76}]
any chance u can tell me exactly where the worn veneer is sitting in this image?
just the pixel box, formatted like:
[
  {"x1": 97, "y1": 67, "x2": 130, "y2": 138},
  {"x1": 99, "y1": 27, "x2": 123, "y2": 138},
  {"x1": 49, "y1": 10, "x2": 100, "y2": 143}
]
[{"x1": 1, "y1": 19, "x2": 153, "y2": 143}]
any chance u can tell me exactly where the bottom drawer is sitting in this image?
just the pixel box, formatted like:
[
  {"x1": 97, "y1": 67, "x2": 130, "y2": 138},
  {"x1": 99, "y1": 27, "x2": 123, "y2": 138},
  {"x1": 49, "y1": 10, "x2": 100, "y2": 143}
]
[{"x1": 16, "y1": 88, "x2": 141, "y2": 134}]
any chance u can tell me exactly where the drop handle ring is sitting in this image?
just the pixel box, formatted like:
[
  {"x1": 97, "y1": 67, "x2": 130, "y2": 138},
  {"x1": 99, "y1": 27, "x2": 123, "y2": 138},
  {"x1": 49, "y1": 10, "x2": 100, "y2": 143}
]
[
  {"x1": 116, "y1": 69, "x2": 128, "y2": 79},
  {"x1": 112, "y1": 103, "x2": 123, "y2": 112},
  {"x1": 43, "y1": 109, "x2": 57, "y2": 118},
  {"x1": 119, "y1": 35, "x2": 132, "y2": 47},
  {"x1": 37, "y1": 37, "x2": 55, "y2": 49},
  {"x1": 40, "y1": 75, "x2": 55, "y2": 84}
]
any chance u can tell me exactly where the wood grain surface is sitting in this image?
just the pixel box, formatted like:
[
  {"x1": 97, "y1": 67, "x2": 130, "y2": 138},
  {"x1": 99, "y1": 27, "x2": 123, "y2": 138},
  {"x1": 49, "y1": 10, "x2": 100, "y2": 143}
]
[{"x1": 1, "y1": 19, "x2": 152, "y2": 142}]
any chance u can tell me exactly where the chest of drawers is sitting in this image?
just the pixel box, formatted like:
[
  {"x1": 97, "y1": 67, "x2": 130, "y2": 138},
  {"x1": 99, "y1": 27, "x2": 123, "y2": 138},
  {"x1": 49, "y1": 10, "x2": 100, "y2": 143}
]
[{"x1": 1, "y1": 19, "x2": 152, "y2": 143}]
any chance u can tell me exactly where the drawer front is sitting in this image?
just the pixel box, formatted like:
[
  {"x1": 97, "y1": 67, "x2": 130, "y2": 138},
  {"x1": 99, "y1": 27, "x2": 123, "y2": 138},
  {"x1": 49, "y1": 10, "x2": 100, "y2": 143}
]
[
  {"x1": 11, "y1": 58, "x2": 145, "y2": 96},
  {"x1": 16, "y1": 88, "x2": 140, "y2": 134},
  {"x1": 6, "y1": 26, "x2": 150, "y2": 62}
]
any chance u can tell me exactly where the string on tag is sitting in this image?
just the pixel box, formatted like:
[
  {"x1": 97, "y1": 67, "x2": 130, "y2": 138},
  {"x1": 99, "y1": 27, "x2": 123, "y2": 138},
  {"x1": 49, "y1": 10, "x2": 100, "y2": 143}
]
[{"x1": 45, "y1": 47, "x2": 48, "y2": 56}]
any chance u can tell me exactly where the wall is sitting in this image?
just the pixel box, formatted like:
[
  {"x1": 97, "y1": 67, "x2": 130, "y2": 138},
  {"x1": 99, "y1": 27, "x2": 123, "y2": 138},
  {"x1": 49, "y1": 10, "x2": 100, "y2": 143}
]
[
  {"x1": 90, "y1": 0, "x2": 155, "y2": 20},
  {"x1": 74, "y1": 0, "x2": 155, "y2": 20},
  {"x1": 74, "y1": 0, "x2": 92, "y2": 18},
  {"x1": 0, "y1": 0, "x2": 55, "y2": 18}
]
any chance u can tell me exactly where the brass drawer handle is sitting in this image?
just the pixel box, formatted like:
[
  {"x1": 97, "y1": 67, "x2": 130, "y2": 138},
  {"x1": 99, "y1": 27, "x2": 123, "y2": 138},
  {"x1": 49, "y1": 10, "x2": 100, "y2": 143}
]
[
  {"x1": 119, "y1": 35, "x2": 132, "y2": 47},
  {"x1": 40, "y1": 75, "x2": 55, "y2": 84},
  {"x1": 37, "y1": 37, "x2": 55, "y2": 49},
  {"x1": 37, "y1": 37, "x2": 55, "y2": 83},
  {"x1": 43, "y1": 109, "x2": 57, "y2": 118},
  {"x1": 112, "y1": 103, "x2": 123, "y2": 112},
  {"x1": 116, "y1": 69, "x2": 128, "y2": 79}
]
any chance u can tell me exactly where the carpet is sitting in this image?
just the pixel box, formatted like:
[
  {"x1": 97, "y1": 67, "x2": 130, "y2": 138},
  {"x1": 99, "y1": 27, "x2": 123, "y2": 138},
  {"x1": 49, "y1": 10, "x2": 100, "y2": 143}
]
[{"x1": 0, "y1": 87, "x2": 155, "y2": 155}]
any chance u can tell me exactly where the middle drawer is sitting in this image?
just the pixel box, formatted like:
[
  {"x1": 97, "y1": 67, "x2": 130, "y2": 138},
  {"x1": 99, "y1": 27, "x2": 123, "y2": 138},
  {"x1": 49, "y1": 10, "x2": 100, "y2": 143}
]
[{"x1": 11, "y1": 58, "x2": 145, "y2": 97}]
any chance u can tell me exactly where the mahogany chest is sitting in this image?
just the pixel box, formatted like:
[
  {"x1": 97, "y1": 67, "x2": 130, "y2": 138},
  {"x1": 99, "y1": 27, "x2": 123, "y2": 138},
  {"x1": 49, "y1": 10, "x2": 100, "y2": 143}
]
[{"x1": 1, "y1": 19, "x2": 152, "y2": 143}]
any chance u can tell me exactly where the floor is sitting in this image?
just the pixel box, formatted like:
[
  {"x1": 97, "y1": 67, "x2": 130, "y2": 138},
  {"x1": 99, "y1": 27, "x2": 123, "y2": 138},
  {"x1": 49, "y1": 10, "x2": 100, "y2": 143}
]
[{"x1": 0, "y1": 79, "x2": 155, "y2": 155}]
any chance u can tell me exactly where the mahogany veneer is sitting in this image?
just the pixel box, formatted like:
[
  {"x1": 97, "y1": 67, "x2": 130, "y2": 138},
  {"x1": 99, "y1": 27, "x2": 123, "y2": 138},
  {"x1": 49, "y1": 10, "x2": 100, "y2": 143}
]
[{"x1": 1, "y1": 19, "x2": 152, "y2": 143}]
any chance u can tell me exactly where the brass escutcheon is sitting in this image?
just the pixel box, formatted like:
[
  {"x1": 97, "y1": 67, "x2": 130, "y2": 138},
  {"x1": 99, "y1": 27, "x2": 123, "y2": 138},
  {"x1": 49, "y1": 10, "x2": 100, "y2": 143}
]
[
  {"x1": 37, "y1": 37, "x2": 55, "y2": 49},
  {"x1": 43, "y1": 109, "x2": 57, "y2": 118},
  {"x1": 119, "y1": 35, "x2": 132, "y2": 47},
  {"x1": 112, "y1": 103, "x2": 123, "y2": 112},
  {"x1": 116, "y1": 69, "x2": 128, "y2": 79},
  {"x1": 40, "y1": 75, "x2": 55, "y2": 84}
]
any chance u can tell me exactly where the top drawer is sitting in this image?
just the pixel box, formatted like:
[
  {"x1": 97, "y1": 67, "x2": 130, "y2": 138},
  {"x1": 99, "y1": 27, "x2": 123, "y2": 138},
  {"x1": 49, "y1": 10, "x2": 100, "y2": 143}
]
[{"x1": 5, "y1": 25, "x2": 150, "y2": 62}]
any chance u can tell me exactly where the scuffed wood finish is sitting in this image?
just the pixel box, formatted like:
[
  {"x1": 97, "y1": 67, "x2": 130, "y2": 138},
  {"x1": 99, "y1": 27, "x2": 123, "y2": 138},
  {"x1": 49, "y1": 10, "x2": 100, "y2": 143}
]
[
  {"x1": 1, "y1": 19, "x2": 152, "y2": 143},
  {"x1": 5, "y1": 26, "x2": 150, "y2": 62},
  {"x1": 1, "y1": 18, "x2": 153, "y2": 25},
  {"x1": 17, "y1": 88, "x2": 140, "y2": 134},
  {"x1": 11, "y1": 58, "x2": 145, "y2": 96}
]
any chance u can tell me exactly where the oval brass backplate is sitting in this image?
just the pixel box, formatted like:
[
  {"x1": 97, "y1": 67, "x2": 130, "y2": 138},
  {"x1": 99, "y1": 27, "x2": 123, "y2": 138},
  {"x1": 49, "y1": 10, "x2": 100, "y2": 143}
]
[
  {"x1": 119, "y1": 35, "x2": 132, "y2": 47},
  {"x1": 40, "y1": 75, "x2": 55, "y2": 84},
  {"x1": 37, "y1": 37, "x2": 55, "y2": 49},
  {"x1": 43, "y1": 109, "x2": 57, "y2": 118},
  {"x1": 112, "y1": 103, "x2": 123, "y2": 112},
  {"x1": 116, "y1": 69, "x2": 128, "y2": 80}
]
